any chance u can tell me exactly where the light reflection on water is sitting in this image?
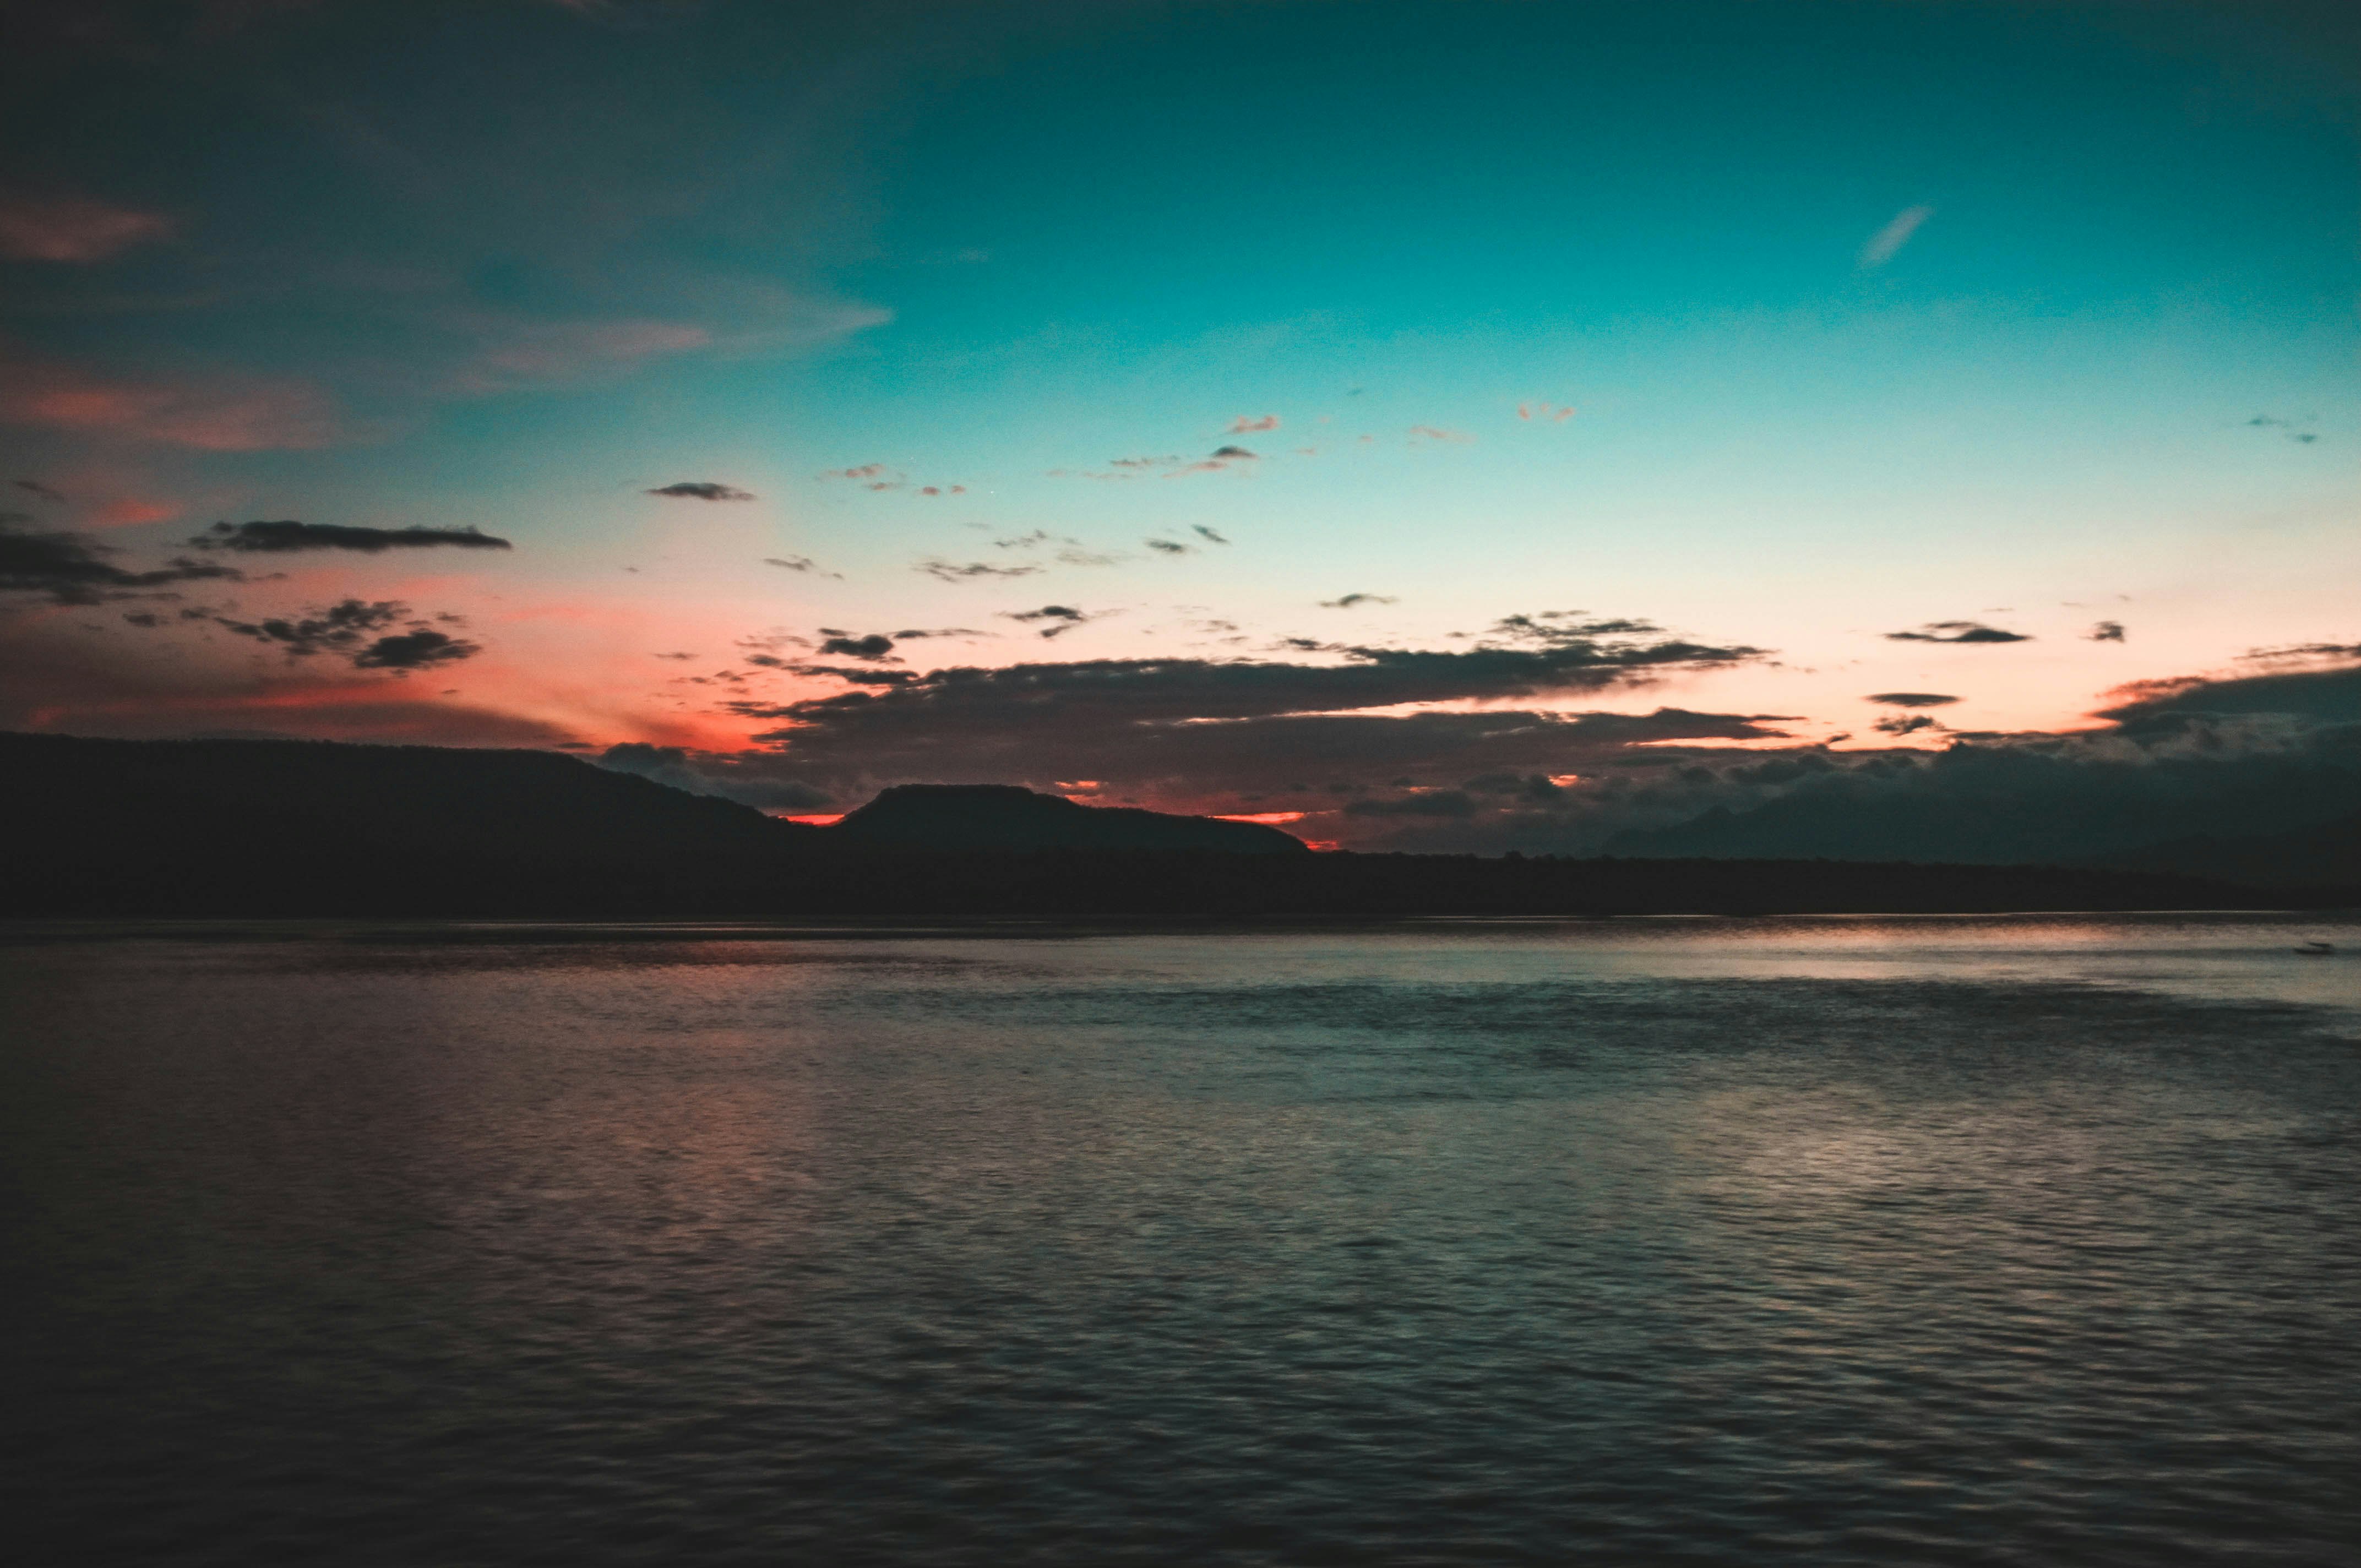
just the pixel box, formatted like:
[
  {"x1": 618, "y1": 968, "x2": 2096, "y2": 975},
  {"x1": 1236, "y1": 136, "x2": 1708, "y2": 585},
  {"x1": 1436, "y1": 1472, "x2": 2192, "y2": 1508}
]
[{"x1": 3, "y1": 913, "x2": 2357, "y2": 1565}]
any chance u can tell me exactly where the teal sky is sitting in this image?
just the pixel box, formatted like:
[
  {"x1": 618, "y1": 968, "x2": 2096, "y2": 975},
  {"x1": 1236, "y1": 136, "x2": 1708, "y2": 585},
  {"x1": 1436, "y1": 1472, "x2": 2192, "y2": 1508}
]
[{"x1": 2, "y1": 0, "x2": 2354, "y2": 844}]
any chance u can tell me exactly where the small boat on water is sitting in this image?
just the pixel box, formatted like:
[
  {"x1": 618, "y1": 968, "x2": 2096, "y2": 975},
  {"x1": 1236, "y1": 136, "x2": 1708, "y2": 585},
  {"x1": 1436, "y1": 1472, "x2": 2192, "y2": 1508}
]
[{"x1": 2295, "y1": 940, "x2": 2334, "y2": 956}]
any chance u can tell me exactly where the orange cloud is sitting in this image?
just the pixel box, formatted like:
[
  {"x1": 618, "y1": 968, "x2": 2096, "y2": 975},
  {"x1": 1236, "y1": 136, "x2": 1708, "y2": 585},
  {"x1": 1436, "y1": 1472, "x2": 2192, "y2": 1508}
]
[
  {"x1": 91, "y1": 497, "x2": 181, "y2": 527},
  {"x1": 0, "y1": 349, "x2": 346, "y2": 450},
  {"x1": 447, "y1": 317, "x2": 712, "y2": 396},
  {"x1": 0, "y1": 196, "x2": 175, "y2": 262}
]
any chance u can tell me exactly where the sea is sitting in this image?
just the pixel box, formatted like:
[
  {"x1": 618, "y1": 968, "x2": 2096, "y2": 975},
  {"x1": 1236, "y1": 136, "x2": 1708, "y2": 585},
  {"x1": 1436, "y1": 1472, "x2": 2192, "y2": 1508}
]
[{"x1": 4, "y1": 912, "x2": 2358, "y2": 1566}]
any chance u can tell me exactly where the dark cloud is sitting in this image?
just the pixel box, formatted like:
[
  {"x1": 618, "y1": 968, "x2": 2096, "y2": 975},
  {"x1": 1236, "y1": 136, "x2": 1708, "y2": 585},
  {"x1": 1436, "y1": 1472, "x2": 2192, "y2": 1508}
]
[
  {"x1": 705, "y1": 620, "x2": 1775, "y2": 819},
  {"x1": 991, "y1": 531, "x2": 1122, "y2": 567},
  {"x1": 1144, "y1": 538, "x2": 1190, "y2": 555},
  {"x1": 14, "y1": 479, "x2": 67, "y2": 504},
  {"x1": 2246, "y1": 415, "x2": 2321, "y2": 443},
  {"x1": 762, "y1": 555, "x2": 840, "y2": 578},
  {"x1": 2095, "y1": 660, "x2": 2361, "y2": 726},
  {"x1": 1884, "y1": 621, "x2": 2031, "y2": 644},
  {"x1": 817, "y1": 633, "x2": 896, "y2": 661},
  {"x1": 1208, "y1": 445, "x2": 1258, "y2": 460},
  {"x1": 1488, "y1": 612, "x2": 1655, "y2": 645},
  {"x1": 788, "y1": 665, "x2": 921, "y2": 687},
  {"x1": 1321, "y1": 592, "x2": 1397, "y2": 609},
  {"x1": 214, "y1": 598, "x2": 479, "y2": 672},
  {"x1": 191, "y1": 520, "x2": 513, "y2": 553},
  {"x1": 646, "y1": 482, "x2": 755, "y2": 502},
  {"x1": 1, "y1": 518, "x2": 243, "y2": 605},
  {"x1": 2086, "y1": 620, "x2": 2126, "y2": 642},
  {"x1": 1606, "y1": 715, "x2": 2361, "y2": 867},
  {"x1": 1193, "y1": 526, "x2": 1230, "y2": 545},
  {"x1": 1345, "y1": 791, "x2": 1479, "y2": 818},
  {"x1": 1872, "y1": 713, "x2": 1944, "y2": 736},
  {"x1": 703, "y1": 701, "x2": 1788, "y2": 832},
  {"x1": 916, "y1": 558, "x2": 1041, "y2": 582},
  {"x1": 1463, "y1": 772, "x2": 1568, "y2": 804},
  {"x1": 2240, "y1": 642, "x2": 2360, "y2": 665},
  {"x1": 747, "y1": 624, "x2": 1761, "y2": 733},
  {"x1": 1866, "y1": 692, "x2": 1960, "y2": 707},
  {"x1": 1002, "y1": 605, "x2": 1104, "y2": 640},
  {"x1": 1578, "y1": 650, "x2": 2361, "y2": 865},
  {"x1": 351, "y1": 629, "x2": 480, "y2": 672},
  {"x1": 214, "y1": 598, "x2": 405, "y2": 656}
]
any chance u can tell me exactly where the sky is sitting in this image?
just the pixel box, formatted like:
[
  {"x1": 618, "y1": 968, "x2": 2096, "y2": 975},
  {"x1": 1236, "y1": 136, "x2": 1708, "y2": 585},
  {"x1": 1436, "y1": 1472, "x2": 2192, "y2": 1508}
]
[{"x1": 2, "y1": 0, "x2": 2355, "y2": 853}]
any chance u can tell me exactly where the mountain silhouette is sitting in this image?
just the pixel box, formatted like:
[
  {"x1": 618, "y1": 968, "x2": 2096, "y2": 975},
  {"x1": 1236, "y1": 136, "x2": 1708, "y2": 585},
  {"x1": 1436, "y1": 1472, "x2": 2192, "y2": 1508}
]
[
  {"x1": 834, "y1": 784, "x2": 1308, "y2": 854},
  {"x1": 0, "y1": 731, "x2": 2318, "y2": 917}
]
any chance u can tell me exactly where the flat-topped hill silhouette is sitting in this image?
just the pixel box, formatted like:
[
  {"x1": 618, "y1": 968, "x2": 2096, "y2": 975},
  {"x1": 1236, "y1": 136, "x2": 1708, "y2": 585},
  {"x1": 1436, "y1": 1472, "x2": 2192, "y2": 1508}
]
[
  {"x1": 834, "y1": 783, "x2": 1309, "y2": 854},
  {"x1": 1, "y1": 731, "x2": 2324, "y2": 917}
]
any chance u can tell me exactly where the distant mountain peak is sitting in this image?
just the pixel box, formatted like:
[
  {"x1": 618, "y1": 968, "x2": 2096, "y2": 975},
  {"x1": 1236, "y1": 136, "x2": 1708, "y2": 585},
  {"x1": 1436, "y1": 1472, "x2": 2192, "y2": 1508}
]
[{"x1": 833, "y1": 783, "x2": 1309, "y2": 854}]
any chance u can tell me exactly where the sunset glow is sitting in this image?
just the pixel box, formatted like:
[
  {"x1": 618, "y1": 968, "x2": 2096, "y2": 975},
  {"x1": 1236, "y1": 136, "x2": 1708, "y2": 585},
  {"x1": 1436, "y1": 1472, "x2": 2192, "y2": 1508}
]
[{"x1": 2, "y1": 1, "x2": 2352, "y2": 853}]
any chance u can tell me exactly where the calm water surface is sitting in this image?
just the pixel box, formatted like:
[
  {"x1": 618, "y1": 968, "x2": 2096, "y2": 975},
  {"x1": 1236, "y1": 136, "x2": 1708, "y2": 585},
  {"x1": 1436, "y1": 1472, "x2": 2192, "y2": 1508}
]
[{"x1": 5, "y1": 913, "x2": 2358, "y2": 1566}]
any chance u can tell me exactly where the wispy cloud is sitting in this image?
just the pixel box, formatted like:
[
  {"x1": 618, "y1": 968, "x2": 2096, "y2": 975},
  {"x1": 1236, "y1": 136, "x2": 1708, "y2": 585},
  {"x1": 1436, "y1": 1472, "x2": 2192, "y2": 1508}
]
[
  {"x1": 1516, "y1": 403, "x2": 1575, "y2": 422},
  {"x1": 647, "y1": 481, "x2": 754, "y2": 501},
  {"x1": 915, "y1": 558, "x2": 1042, "y2": 582},
  {"x1": 1408, "y1": 425, "x2": 1472, "y2": 444},
  {"x1": 444, "y1": 316, "x2": 712, "y2": 396},
  {"x1": 1168, "y1": 444, "x2": 1261, "y2": 477},
  {"x1": 1884, "y1": 620, "x2": 2030, "y2": 644},
  {"x1": 0, "y1": 195, "x2": 175, "y2": 263},
  {"x1": 762, "y1": 554, "x2": 840, "y2": 579},
  {"x1": 0, "y1": 350, "x2": 347, "y2": 451},
  {"x1": 1321, "y1": 592, "x2": 1397, "y2": 609},
  {"x1": 1228, "y1": 414, "x2": 1280, "y2": 433},
  {"x1": 2245, "y1": 414, "x2": 2321, "y2": 444},
  {"x1": 1859, "y1": 204, "x2": 1934, "y2": 269}
]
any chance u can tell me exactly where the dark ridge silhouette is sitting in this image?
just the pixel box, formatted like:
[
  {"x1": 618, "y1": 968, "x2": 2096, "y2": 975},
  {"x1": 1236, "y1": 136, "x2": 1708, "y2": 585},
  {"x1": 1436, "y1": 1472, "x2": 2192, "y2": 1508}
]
[
  {"x1": 1604, "y1": 771, "x2": 2361, "y2": 866},
  {"x1": 833, "y1": 783, "x2": 1309, "y2": 855},
  {"x1": 1, "y1": 731, "x2": 823, "y2": 916},
  {"x1": 2091, "y1": 807, "x2": 2361, "y2": 889},
  {"x1": 0, "y1": 732, "x2": 2329, "y2": 918}
]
